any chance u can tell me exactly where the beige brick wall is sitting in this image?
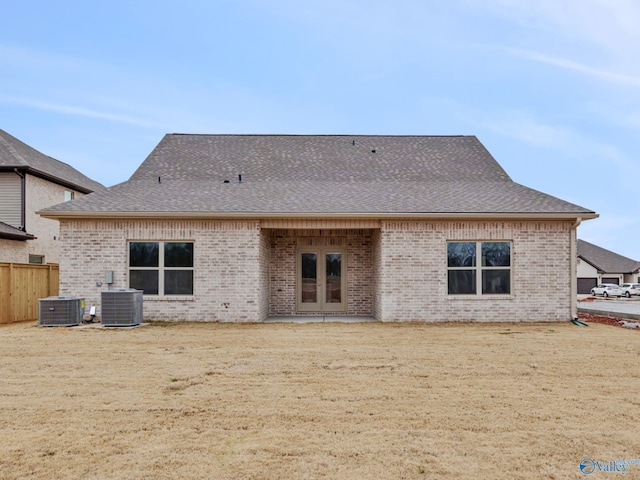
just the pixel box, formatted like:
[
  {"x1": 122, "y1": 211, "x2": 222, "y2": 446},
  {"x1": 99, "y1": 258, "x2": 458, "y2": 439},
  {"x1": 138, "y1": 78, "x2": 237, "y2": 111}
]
[
  {"x1": 25, "y1": 175, "x2": 86, "y2": 264},
  {"x1": 258, "y1": 228, "x2": 271, "y2": 321},
  {"x1": 59, "y1": 219, "x2": 264, "y2": 322},
  {"x1": 0, "y1": 239, "x2": 27, "y2": 262},
  {"x1": 267, "y1": 229, "x2": 373, "y2": 316},
  {"x1": 377, "y1": 220, "x2": 574, "y2": 322},
  {"x1": 372, "y1": 229, "x2": 382, "y2": 319},
  {"x1": 58, "y1": 218, "x2": 575, "y2": 323}
]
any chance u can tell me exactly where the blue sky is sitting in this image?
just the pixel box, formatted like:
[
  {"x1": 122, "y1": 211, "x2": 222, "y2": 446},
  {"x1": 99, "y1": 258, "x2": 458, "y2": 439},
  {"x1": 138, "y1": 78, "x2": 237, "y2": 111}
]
[{"x1": 2, "y1": 0, "x2": 639, "y2": 259}]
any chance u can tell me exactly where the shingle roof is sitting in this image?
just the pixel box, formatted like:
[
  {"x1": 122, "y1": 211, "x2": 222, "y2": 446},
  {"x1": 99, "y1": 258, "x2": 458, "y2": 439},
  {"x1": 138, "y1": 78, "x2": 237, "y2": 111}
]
[
  {"x1": 0, "y1": 129, "x2": 104, "y2": 193},
  {"x1": 131, "y1": 134, "x2": 512, "y2": 182},
  {"x1": 39, "y1": 134, "x2": 597, "y2": 218},
  {"x1": 0, "y1": 221, "x2": 35, "y2": 241},
  {"x1": 577, "y1": 239, "x2": 639, "y2": 274}
]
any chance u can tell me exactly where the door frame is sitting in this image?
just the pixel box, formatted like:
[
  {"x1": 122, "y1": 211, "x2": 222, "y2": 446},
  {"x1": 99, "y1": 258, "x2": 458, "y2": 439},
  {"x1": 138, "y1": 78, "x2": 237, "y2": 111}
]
[{"x1": 296, "y1": 246, "x2": 347, "y2": 312}]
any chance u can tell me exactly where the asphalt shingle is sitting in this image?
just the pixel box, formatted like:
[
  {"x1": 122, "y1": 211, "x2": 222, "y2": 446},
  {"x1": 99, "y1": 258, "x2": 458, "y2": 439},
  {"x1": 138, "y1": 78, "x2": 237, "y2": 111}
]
[
  {"x1": 39, "y1": 134, "x2": 596, "y2": 218},
  {"x1": 0, "y1": 221, "x2": 35, "y2": 240},
  {"x1": 0, "y1": 129, "x2": 104, "y2": 193},
  {"x1": 578, "y1": 239, "x2": 639, "y2": 274}
]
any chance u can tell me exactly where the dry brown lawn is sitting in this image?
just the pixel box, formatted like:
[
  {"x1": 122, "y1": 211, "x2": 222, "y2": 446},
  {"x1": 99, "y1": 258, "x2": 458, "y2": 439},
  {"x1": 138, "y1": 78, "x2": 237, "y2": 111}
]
[{"x1": 1, "y1": 320, "x2": 639, "y2": 480}]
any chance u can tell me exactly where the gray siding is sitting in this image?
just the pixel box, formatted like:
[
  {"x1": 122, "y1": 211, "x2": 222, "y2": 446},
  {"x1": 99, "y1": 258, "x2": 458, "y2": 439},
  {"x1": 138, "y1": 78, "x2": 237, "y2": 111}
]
[{"x1": 0, "y1": 172, "x2": 22, "y2": 228}]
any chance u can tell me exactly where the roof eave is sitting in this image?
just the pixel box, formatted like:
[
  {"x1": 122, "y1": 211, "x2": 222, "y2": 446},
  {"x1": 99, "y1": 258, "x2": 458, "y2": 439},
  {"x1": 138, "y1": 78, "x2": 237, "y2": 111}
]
[
  {"x1": 0, "y1": 232, "x2": 37, "y2": 241},
  {"x1": 577, "y1": 255, "x2": 604, "y2": 271},
  {"x1": 1, "y1": 166, "x2": 98, "y2": 194},
  {"x1": 38, "y1": 210, "x2": 599, "y2": 221}
]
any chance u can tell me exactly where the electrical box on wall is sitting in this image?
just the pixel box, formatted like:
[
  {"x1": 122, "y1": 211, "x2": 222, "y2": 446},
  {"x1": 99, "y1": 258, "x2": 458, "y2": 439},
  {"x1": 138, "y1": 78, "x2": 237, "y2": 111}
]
[{"x1": 105, "y1": 271, "x2": 114, "y2": 284}]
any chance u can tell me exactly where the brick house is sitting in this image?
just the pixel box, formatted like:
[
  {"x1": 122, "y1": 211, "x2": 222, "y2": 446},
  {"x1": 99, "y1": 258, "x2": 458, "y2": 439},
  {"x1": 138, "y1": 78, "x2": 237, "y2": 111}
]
[
  {"x1": 39, "y1": 134, "x2": 597, "y2": 322},
  {"x1": 576, "y1": 239, "x2": 640, "y2": 293},
  {"x1": 0, "y1": 129, "x2": 104, "y2": 264}
]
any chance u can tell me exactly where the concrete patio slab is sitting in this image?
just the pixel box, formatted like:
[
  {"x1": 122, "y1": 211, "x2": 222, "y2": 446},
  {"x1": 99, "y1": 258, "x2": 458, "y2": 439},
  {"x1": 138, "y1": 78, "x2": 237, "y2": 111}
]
[{"x1": 264, "y1": 316, "x2": 377, "y2": 324}]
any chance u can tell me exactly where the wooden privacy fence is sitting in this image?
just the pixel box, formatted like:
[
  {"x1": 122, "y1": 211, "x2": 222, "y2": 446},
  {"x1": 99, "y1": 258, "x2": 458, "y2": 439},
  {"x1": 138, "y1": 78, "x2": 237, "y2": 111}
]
[{"x1": 0, "y1": 263, "x2": 59, "y2": 324}]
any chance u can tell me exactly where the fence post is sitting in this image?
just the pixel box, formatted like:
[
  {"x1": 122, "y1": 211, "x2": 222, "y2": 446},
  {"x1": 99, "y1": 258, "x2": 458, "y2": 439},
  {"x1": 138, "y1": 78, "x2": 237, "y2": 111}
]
[
  {"x1": 9, "y1": 262, "x2": 15, "y2": 323},
  {"x1": 0, "y1": 262, "x2": 60, "y2": 324},
  {"x1": 48, "y1": 264, "x2": 53, "y2": 296}
]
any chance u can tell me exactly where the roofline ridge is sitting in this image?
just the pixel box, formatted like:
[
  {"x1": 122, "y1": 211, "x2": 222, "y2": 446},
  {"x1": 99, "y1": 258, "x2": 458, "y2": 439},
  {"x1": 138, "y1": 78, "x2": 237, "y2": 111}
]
[
  {"x1": 0, "y1": 130, "x2": 28, "y2": 166},
  {"x1": 165, "y1": 133, "x2": 471, "y2": 138},
  {"x1": 581, "y1": 239, "x2": 638, "y2": 263},
  {"x1": 0, "y1": 130, "x2": 104, "y2": 191}
]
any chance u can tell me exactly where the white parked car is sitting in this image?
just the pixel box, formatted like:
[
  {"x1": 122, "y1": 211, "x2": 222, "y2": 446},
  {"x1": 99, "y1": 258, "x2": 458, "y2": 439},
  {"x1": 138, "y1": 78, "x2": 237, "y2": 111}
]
[
  {"x1": 619, "y1": 283, "x2": 640, "y2": 298},
  {"x1": 590, "y1": 284, "x2": 623, "y2": 297}
]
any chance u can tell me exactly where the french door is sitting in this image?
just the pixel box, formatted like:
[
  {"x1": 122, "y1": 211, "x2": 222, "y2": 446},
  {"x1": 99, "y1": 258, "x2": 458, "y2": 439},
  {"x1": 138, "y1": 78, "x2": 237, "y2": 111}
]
[{"x1": 297, "y1": 247, "x2": 346, "y2": 312}]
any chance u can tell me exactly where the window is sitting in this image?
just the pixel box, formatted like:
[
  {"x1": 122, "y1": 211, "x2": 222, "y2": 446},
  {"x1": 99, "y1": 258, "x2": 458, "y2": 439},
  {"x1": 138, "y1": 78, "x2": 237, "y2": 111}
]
[
  {"x1": 64, "y1": 190, "x2": 75, "y2": 201},
  {"x1": 29, "y1": 254, "x2": 44, "y2": 264},
  {"x1": 129, "y1": 241, "x2": 194, "y2": 295},
  {"x1": 447, "y1": 241, "x2": 511, "y2": 295}
]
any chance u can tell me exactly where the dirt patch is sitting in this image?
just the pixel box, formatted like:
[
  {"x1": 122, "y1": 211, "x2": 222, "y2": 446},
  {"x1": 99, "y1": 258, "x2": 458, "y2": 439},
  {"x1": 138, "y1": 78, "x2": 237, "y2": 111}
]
[
  {"x1": 578, "y1": 313, "x2": 640, "y2": 329},
  {"x1": 1, "y1": 321, "x2": 639, "y2": 479}
]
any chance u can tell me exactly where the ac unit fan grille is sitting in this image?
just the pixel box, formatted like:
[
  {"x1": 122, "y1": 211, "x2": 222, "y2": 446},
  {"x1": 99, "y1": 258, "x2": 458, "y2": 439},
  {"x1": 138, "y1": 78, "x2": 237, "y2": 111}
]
[
  {"x1": 38, "y1": 297, "x2": 84, "y2": 326},
  {"x1": 101, "y1": 289, "x2": 143, "y2": 326}
]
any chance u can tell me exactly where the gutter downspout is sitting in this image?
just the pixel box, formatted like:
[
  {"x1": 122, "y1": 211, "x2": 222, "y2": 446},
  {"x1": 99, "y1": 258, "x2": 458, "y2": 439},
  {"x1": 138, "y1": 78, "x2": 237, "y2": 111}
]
[
  {"x1": 14, "y1": 168, "x2": 26, "y2": 232},
  {"x1": 570, "y1": 217, "x2": 582, "y2": 320}
]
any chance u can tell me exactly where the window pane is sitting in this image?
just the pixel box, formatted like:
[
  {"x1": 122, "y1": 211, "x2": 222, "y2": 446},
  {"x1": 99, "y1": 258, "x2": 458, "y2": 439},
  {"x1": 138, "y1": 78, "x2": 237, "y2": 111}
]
[
  {"x1": 482, "y1": 270, "x2": 510, "y2": 294},
  {"x1": 130, "y1": 270, "x2": 159, "y2": 294},
  {"x1": 301, "y1": 253, "x2": 317, "y2": 303},
  {"x1": 165, "y1": 242, "x2": 194, "y2": 267},
  {"x1": 165, "y1": 270, "x2": 194, "y2": 295},
  {"x1": 326, "y1": 253, "x2": 342, "y2": 303},
  {"x1": 448, "y1": 242, "x2": 476, "y2": 267},
  {"x1": 482, "y1": 242, "x2": 510, "y2": 266},
  {"x1": 29, "y1": 255, "x2": 44, "y2": 264},
  {"x1": 448, "y1": 270, "x2": 476, "y2": 294},
  {"x1": 130, "y1": 242, "x2": 159, "y2": 267}
]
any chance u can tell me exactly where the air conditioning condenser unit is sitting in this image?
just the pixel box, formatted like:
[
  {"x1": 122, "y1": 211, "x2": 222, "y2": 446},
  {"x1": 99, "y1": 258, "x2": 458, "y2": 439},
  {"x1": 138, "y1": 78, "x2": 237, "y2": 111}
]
[
  {"x1": 101, "y1": 289, "x2": 143, "y2": 326},
  {"x1": 38, "y1": 296, "x2": 85, "y2": 326}
]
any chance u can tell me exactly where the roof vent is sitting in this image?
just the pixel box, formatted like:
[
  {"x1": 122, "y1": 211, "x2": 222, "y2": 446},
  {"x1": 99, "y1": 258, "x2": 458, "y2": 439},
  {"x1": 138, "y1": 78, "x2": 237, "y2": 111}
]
[{"x1": 371, "y1": 148, "x2": 377, "y2": 153}]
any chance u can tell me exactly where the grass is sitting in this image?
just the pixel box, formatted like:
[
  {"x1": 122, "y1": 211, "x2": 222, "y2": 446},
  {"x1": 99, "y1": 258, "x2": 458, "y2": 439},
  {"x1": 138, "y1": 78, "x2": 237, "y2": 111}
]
[{"x1": 0, "y1": 320, "x2": 639, "y2": 479}]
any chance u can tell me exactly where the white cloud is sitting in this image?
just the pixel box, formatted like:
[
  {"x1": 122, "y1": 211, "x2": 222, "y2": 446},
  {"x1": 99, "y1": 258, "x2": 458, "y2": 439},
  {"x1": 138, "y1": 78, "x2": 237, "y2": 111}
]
[
  {"x1": 450, "y1": 104, "x2": 629, "y2": 167},
  {"x1": 506, "y1": 49, "x2": 640, "y2": 88},
  {"x1": 461, "y1": 0, "x2": 640, "y2": 88},
  {"x1": 0, "y1": 95, "x2": 166, "y2": 129},
  {"x1": 471, "y1": 0, "x2": 640, "y2": 52},
  {"x1": 478, "y1": 111, "x2": 573, "y2": 150}
]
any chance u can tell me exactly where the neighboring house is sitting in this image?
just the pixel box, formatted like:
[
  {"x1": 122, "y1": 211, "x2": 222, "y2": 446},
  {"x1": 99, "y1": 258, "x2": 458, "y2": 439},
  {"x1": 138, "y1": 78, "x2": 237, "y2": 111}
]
[
  {"x1": 0, "y1": 129, "x2": 104, "y2": 264},
  {"x1": 39, "y1": 134, "x2": 597, "y2": 323},
  {"x1": 577, "y1": 239, "x2": 640, "y2": 293}
]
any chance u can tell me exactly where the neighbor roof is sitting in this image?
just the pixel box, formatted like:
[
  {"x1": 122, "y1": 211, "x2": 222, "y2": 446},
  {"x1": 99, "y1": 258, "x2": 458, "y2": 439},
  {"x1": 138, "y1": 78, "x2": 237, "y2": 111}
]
[
  {"x1": 0, "y1": 129, "x2": 104, "y2": 193},
  {"x1": 0, "y1": 221, "x2": 36, "y2": 241},
  {"x1": 39, "y1": 134, "x2": 597, "y2": 220},
  {"x1": 577, "y1": 239, "x2": 639, "y2": 274}
]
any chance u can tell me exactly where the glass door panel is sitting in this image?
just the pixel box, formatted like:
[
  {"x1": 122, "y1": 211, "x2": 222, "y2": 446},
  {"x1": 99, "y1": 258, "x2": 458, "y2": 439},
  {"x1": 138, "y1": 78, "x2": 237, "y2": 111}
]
[
  {"x1": 325, "y1": 253, "x2": 342, "y2": 304},
  {"x1": 297, "y1": 247, "x2": 346, "y2": 312},
  {"x1": 301, "y1": 253, "x2": 318, "y2": 303}
]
